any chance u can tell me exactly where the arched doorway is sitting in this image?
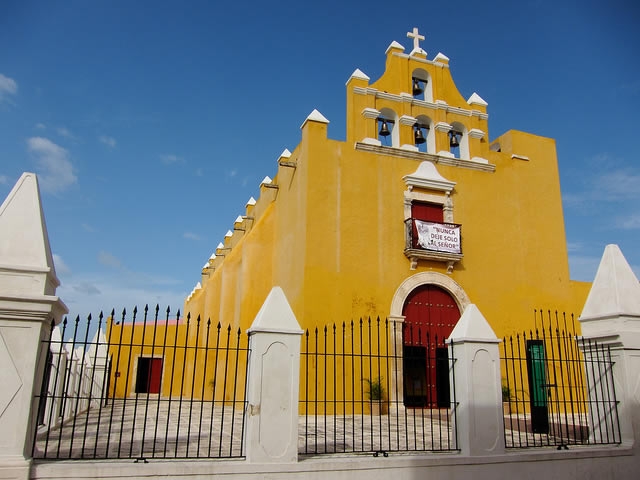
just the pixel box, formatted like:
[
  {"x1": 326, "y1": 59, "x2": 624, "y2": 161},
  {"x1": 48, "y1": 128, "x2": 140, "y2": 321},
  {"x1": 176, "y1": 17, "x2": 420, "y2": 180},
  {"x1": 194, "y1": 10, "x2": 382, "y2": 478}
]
[{"x1": 402, "y1": 284, "x2": 460, "y2": 408}]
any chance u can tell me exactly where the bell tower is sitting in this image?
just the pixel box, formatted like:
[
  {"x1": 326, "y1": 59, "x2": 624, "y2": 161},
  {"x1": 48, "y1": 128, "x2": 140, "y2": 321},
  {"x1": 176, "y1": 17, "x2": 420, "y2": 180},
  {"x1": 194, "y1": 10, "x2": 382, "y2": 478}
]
[{"x1": 345, "y1": 27, "x2": 490, "y2": 164}]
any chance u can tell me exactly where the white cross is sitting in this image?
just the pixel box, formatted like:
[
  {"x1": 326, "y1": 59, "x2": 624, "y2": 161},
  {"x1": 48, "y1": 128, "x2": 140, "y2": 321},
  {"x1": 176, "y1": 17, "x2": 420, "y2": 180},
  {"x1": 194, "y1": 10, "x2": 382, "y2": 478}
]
[{"x1": 407, "y1": 27, "x2": 425, "y2": 51}]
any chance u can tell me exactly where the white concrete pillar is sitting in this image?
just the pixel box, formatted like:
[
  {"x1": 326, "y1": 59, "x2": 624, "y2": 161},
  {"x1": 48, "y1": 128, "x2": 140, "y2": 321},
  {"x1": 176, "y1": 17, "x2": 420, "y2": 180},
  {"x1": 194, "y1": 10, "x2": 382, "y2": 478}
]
[
  {"x1": 0, "y1": 173, "x2": 68, "y2": 478},
  {"x1": 447, "y1": 304, "x2": 505, "y2": 456},
  {"x1": 86, "y1": 328, "x2": 109, "y2": 409},
  {"x1": 387, "y1": 315, "x2": 405, "y2": 411},
  {"x1": 244, "y1": 287, "x2": 303, "y2": 464},
  {"x1": 579, "y1": 244, "x2": 640, "y2": 447}
]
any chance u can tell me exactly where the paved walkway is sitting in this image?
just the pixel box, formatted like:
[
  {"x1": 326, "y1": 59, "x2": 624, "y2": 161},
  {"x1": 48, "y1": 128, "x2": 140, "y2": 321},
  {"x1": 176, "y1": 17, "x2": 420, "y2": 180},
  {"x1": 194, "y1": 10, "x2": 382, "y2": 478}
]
[
  {"x1": 34, "y1": 399, "x2": 456, "y2": 459},
  {"x1": 35, "y1": 399, "x2": 587, "y2": 460}
]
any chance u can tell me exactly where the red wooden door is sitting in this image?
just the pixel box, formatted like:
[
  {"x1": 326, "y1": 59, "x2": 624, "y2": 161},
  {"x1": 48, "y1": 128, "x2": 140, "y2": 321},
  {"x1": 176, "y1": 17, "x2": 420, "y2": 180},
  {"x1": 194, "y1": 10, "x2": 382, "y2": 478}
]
[
  {"x1": 148, "y1": 358, "x2": 163, "y2": 394},
  {"x1": 410, "y1": 202, "x2": 443, "y2": 249},
  {"x1": 402, "y1": 285, "x2": 460, "y2": 407},
  {"x1": 411, "y1": 202, "x2": 443, "y2": 222},
  {"x1": 135, "y1": 357, "x2": 163, "y2": 394}
]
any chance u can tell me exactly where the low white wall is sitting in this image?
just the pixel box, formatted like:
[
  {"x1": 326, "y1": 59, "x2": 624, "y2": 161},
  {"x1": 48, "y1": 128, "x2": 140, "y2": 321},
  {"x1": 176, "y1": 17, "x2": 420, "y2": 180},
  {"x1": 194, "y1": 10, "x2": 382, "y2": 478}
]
[{"x1": 30, "y1": 446, "x2": 637, "y2": 480}]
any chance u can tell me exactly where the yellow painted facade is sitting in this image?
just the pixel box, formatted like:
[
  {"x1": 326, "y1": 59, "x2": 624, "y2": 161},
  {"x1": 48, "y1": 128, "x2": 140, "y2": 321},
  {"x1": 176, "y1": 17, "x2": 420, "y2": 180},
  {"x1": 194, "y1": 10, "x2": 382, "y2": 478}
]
[
  {"x1": 186, "y1": 41, "x2": 589, "y2": 337},
  {"x1": 108, "y1": 33, "x2": 590, "y2": 409}
]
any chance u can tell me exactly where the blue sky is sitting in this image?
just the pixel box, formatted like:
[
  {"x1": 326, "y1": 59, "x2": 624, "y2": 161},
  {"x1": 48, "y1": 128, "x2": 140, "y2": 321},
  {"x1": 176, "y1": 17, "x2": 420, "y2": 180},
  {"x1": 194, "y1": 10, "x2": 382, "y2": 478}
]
[{"x1": 1, "y1": 0, "x2": 639, "y2": 320}]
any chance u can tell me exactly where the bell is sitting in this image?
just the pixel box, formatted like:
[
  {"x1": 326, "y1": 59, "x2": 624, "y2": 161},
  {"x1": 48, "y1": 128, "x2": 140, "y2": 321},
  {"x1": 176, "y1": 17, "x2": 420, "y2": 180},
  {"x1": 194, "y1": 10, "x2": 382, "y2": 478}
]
[
  {"x1": 412, "y1": 78, "x2": 423, "y2": 96},
  {"x1": 449, "y1": 131, "x2": 460, "y2": 148},
  {"x1": 414, "y1": 127, "x2": 426, "y2": 145},
  {"x1": 379, "y1": 120, "x2": 391, "y2": 137}
]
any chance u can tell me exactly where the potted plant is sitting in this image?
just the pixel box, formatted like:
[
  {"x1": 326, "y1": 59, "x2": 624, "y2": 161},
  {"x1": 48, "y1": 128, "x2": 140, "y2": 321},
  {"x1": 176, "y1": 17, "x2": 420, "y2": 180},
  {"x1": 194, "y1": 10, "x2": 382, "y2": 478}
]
[
  {"x1": 502, "y1": 384, "x2": 512, "y2": 415},
  {"x1": 365, "y1": 376, "x2": 387, "y2": 415}
]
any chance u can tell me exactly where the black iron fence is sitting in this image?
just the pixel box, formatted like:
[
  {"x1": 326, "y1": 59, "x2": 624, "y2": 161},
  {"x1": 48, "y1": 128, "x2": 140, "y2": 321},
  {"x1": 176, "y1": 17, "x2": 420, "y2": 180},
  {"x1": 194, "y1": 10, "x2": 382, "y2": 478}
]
[
  {"x1": 501, "y1": 310, "x2": 621, "y2": 449},
  {"x1": 299, "y1": 317, "x2": 458, "y2": 456},
  {"x1": 32, "y1": 306, "x2": 249, "y2": 460}
]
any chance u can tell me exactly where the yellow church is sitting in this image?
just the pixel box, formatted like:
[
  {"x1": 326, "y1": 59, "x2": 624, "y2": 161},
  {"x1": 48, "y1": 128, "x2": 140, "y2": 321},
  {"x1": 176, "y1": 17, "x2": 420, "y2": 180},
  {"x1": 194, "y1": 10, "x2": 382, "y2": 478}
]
[{"x1": 107, "y1": 28, "x2": 589, "y2": 411}]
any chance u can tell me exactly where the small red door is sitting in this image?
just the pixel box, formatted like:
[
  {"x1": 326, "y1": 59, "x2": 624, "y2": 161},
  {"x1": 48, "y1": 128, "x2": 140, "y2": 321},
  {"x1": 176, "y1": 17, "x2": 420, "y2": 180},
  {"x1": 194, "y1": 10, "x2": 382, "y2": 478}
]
[
  {"x1": 148, "y1": 358, "x2": 162, "y2": 394},
  {"x1": 402, "y1": 285, "x2": 459, "y2": 408},
  {"x1": 135, "y1": 357, "x2": 163, "y2": 394}
]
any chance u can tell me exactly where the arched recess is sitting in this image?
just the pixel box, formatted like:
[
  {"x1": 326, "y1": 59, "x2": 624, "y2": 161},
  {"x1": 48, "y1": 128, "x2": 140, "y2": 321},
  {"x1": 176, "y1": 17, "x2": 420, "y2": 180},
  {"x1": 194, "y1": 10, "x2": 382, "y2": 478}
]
[
  {"x1": 450, "y1": 121, "x2": 469, "y2": 160},
  {"x1": 379, "y1": 107, "x2": 399, "y2": 147},
  {"x1": 411, "y1": 68, "x2": 433, "y2": 103},
  {"x1": 390, "y1": 271, "x2": 470, "y2": 318},
  {"x1": 415, "y1": 114, "x2": 435, "y2": 154},
  {"x1": 388, "y1": 272, "x2": 470, "y2": 409}
]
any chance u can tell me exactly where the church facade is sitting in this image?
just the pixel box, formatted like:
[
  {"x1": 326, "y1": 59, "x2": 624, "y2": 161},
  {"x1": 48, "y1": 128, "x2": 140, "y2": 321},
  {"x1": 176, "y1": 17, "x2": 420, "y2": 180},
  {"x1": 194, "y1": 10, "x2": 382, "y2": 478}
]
[{"x1": 112, "y1": 29, "x2": 590, "y2": 407}]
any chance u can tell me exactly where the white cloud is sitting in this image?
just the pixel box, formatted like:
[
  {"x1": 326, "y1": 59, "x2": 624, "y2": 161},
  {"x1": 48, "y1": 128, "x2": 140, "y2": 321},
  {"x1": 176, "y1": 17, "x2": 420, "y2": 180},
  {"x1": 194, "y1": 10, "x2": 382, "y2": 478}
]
[
  {"x1": 56, "y1": 127, "x2": 75, "y2": 139},
  {"x1": 195, "y1": 168, "x2": 203, "y2": 177},
  {"x1": 566, "y1": 242, "x2": 582, "y2": 253},
  {"x1": 568, "y1": 254, "x2": 601, "y2": 282},
  {"x1": 561, "y1": 192, "x2": 586, "y2": 209},
  {"x1": 99, "y1": 135, "x2": 116, "y2": 148},
  {"x1": 98, "y1": 250, "x2": 123, "y2": 269},
  {"x1": 52, "y1": 253, "x2": 71, "y2": 275},
  {"x1": 0, "y1": 73, "x2": 17, "y2": 101},
  {"x1": 183, "y1": 232, "x2": 202, "y2": 241},
  {"x1": 56, "y1": 271, "x2": 187, "y2": 320},
  {"x1": 72, "y1": 281, "x2": 101, "y2": 295},
  {"x1": 160, "y1": 154, "x2": 184, "y2": 165},
  {"x1": 0, "y1": 175, "x2": 8, "y2": 185},
  {"x1": 26, "y1": 137, "x2": 77, "y2": 193},
  {"x1": 617, "y1": 214, "x2": 640, "y2": 230},
  {"x1": 597, "y1": 169, "x2": 640, "y2": 201},
  {"x1": 35, "y1": 122, "x2": 46, "y2": 129}
]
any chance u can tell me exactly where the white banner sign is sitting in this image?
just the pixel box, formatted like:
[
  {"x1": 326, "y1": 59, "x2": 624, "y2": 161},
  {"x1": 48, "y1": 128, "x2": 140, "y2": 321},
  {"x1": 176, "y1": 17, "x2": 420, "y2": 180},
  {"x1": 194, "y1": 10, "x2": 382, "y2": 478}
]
[{"x1": 414, "y1": 220, "x2": 461, "y2": 254}]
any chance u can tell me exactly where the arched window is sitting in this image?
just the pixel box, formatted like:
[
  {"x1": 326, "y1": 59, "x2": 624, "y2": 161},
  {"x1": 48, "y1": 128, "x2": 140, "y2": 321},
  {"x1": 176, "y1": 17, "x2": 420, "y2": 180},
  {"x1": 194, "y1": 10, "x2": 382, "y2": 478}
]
[
  {"x1": 414, "y1": 115, "x2": 434, "y2": 154},
  {"x1": 378, "y1": 107, "x2": 399, "y2": 147},
  {"x1": 449, "y1": 121, "x2": 469, "y2": 160},
  {"x1": 411, "y1": 68, "x2": 433, "y2": 103}
]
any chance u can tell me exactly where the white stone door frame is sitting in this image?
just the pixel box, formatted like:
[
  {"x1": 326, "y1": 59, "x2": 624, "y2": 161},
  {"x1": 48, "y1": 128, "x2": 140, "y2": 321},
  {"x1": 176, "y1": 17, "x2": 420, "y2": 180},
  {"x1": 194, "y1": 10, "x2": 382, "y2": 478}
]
[{"x1": 388, "y1": 272, "x2": 471, "y2": 408}]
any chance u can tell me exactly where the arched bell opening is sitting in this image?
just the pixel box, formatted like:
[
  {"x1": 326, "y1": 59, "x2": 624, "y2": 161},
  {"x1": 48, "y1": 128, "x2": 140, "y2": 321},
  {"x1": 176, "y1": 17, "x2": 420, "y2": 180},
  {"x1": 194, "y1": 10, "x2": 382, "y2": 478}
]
[
  {"x1": 411, "y1": 68, "x2": 433, "y2": 103},
  {"x1": 378, "y1": 107, "x2": 399, "y2": 147},
  {"x1": 414, "y1": 114, "x2": 434, "y2": 154}
]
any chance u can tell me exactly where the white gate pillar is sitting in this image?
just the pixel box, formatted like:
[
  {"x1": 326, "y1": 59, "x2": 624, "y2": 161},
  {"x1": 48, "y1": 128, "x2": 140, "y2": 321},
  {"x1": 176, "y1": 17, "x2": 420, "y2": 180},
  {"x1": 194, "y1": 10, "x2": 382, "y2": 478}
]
[
  {"x1": 244, "y1": 287, "x2": 303, "y2": 463},
  {"x1": 447, "y1": 304, "x2": 505, "y2": 456},
  {"x1": 0, "y1": 173, "x2": 68, "y2": 478},
  {"x1": 579, "y1": 244, "x2": 640, "y2": 447}
]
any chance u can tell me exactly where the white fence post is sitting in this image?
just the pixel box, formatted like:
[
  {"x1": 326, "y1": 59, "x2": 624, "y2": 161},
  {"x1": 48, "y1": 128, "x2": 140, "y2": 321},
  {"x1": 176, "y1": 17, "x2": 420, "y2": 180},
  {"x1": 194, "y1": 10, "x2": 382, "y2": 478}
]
[
  {"x1": 579, "y1": 244, "x2": 640, "y2": 447},
  {"x1": 0, "y1": 173, "x2": 67, "y2": 478},
  {"x1": 86, "y1": 328, "x2": 109, "y2": 410},
  {"x1": 447, "y1": 304, "x2": 505, "y2": 456},
  {"x1": 244, "y1": 287, "x2": 303, "y2": 464}
]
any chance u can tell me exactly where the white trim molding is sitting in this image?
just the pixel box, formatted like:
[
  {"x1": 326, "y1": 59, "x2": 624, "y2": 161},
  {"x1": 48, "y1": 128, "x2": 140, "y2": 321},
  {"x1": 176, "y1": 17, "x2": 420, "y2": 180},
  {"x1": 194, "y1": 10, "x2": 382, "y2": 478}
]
[
  {"x1": 390, "y1": 271, "x2": 471, "y2": 317},
  {"x1": 434, "y1": 122, "x2": 452, "y2": 133},
  {"x1": 362, "y1": 107, "x2": 380, "y2": 119},
  {"x1": 403, "y1": 161, "x2": 456, "y2": 192},
  {"x1": 351, "y1": 88, "x2": 488, "y2": 120},
  {"x1": 399, "y1": 115, "x2": 417, "y2": 126},
  {"x1": 467, "y1": 128, "x2": 485, "y2": 139}
]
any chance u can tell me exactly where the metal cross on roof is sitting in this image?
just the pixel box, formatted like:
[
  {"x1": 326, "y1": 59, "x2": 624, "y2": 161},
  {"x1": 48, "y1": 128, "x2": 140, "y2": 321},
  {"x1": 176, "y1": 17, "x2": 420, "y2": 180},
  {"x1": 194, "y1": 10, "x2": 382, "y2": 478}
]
[{"x1": 407, "y1": 27, "x2": 425, "y2": 51}]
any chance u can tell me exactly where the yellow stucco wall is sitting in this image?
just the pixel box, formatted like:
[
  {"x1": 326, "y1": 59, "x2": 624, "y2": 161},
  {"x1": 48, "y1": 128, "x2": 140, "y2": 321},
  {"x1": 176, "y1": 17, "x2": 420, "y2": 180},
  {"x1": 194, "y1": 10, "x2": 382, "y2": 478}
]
[
  {"x1": 186, "y1": 47, "x2": 589, "y2": 338},
  {"x1": 110, "y1": 43, "x2": 590, "y2": 408}
]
